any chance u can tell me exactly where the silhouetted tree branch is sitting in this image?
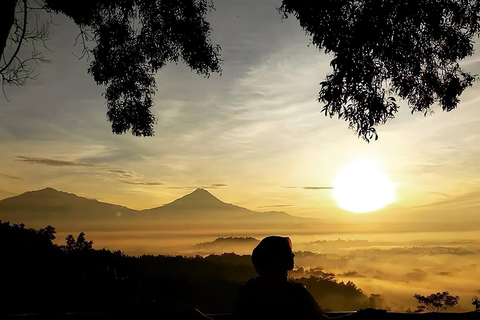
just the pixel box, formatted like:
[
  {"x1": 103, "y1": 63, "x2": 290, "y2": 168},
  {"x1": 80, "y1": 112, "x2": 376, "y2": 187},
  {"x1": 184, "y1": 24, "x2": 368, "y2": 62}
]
[
  {"x1": 1, "y1": 0, "x2": 221, "y2": 136},
  {"x1": 0, "y1": 0, "x2": 50, "y2": 97},
  {"x1": 280, "y1": 0, "x2": 480, "y2": 141},
  {"x1": 2, "y1": 1, "x2": 480, "y2": 140}
]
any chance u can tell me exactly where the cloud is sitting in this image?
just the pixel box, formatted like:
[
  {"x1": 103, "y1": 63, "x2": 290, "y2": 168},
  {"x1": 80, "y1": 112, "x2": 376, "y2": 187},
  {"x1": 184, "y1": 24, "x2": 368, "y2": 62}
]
[
  {"x1": 0, "y1": 173, "x2": 22, "y2": 180},
  {"x1": 205, "y1": 184, "x2": 228, "y2": 189},
  {"x1": 257, "y1": 204, "x2": 294, "y2": 208},
  {"x1": 109, "y1": 170, "x2": 129, "y2": 174},
  {"x1": 16, "y1": 156, "x2": 98, "y2": 167},
  {"x1": 404, "y1": 191, "x2": 480, "y2": 211},
  {"x1": 166, "y1": 186, "x2": 196, "y2": 190},
  {"x1": 119, "y1": 180, "x2": 165, "y2": 186},
  {"x1": 108, "y1": 170, "x2": 135, "y2": 178},
  {"x1": 80, "y1": 146, "x2": 153, "y2": 164},
  {"x1": 284, "y1": 186, "x2": 334, "y2": 190},
  {"x1": 166, "y1": 184, "x2": 228, "y2": 190}
]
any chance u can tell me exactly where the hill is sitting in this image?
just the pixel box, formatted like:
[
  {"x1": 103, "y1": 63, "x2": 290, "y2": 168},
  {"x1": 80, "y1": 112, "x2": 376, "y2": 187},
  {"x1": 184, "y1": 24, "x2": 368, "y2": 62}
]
[
  {"x1": 193, "y1": 236, "x2": 260, "y2": 255},
  {"x1": 0, "y1": 187, "x2": 138, "y2": 230}
]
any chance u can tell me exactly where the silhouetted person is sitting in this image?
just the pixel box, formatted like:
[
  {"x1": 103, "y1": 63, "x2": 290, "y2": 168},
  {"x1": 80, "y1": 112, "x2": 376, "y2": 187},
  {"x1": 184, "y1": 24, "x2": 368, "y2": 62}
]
[{"x1": 233, "y1": 236, "x2": 327, "y2": 320}]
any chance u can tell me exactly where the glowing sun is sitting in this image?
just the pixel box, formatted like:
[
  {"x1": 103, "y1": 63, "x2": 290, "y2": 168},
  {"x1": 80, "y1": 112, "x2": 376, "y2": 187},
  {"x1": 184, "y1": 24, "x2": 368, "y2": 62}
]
[{"x1": 333, "y1": 158, "x2": 396, "y2": 213}]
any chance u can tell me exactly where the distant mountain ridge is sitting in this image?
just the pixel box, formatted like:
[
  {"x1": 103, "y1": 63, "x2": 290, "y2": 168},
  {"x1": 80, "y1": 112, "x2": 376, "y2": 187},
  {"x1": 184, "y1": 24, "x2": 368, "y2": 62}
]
[
  {"x1": 0, "y1": 187, "x2": 137, "y2": 225},
  {"x1": 0, "y1": 187, "x2": 309, "y2": 231},
  {"x1": 1, "y1": 187, "x2": 112, "y2": 209}
]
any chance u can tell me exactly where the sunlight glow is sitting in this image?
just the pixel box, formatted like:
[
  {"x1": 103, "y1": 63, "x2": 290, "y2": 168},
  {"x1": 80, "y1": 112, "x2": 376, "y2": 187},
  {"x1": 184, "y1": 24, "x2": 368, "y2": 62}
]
[{"x1": 333, "y1": 158, "x2": 396, "y2": 213}]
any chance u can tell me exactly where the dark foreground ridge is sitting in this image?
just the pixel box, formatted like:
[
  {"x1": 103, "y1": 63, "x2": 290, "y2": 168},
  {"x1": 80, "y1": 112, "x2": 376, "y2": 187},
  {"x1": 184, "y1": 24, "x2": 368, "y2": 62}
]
[
  {"x1": 2, "y1": 221, "x2": 479, "y2": 320},
  {"x1": 4, "y1": 310, "x2": 480, "y2": 319}
]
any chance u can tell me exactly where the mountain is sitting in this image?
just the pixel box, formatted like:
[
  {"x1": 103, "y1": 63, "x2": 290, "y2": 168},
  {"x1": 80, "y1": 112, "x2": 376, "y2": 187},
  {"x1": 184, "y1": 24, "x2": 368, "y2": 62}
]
[
  {"x1": 158, "y1": 188, "x2": 245, "y2": 211},
  {"x1": 0, "y1": 187, "x2": 320, "y2": 232},
  {"x1": 0, "y1": 187, "x2": 138, "y2": 229},
  {"x1": 141, "y1": 188, "x2": 253, "y2": 218}
]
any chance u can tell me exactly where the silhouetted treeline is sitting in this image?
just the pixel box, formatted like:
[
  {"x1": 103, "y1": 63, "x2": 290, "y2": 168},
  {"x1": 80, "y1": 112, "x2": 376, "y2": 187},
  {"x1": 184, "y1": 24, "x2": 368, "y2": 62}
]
[{"x1": 0, "y1": 221, "x2": 369, "y2": 316}]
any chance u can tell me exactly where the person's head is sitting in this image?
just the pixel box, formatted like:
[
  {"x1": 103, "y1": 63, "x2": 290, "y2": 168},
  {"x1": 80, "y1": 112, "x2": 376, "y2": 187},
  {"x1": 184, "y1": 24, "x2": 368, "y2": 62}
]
[{"x1": 251, "y1": 236, "x2": 294, "y2": 278}]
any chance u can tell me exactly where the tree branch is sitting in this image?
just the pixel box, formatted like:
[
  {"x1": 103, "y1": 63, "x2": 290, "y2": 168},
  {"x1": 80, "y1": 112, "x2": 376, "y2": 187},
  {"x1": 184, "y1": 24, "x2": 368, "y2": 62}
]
[
  {"x1": 0, "y1": 0, "x2": 27, "y2": 74},
  {"x1": 0, "y1": 0, "x2": 18, "y2": 60}
]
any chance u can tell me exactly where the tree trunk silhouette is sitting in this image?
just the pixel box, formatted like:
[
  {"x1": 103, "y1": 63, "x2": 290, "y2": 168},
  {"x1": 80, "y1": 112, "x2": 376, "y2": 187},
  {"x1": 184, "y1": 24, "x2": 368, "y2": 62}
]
[{"x1": 0, "y1": 0, "x2": 17, "y2": 60}]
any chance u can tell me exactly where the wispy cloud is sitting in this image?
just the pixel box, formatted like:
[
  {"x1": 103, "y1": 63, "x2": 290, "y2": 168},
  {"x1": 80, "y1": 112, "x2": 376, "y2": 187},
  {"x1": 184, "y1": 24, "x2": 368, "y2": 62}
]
[
  {"x1": 166, "y1": 184, "x2": 228, "y2": 190},
  {"x1": 207, "y1": 184, "x2": 228, "y2": 189},
  {"x1": 119, "y1": 180, "x2": 165, "y2": 186},
  {"x1": 284, "y1": 186, "x2": 334, "y2": 190},
  {"x1": 402, "y1": 191, "x2": 480, "y2": 210},
  {"x1": 257, "y1": 204, "x2": 294, "y2": 208},
  {"x1": 0, "y1": 173, "x2": 23, "y2": 180},
  {"x1": 16, "y1": 156, "x2": 98, "y2": 167},
  {"x1": 108, "y1": 170, "x2": 135, "y2": 178},
  {"x1": 166, "y1": 186, "x2": 195, "y2": 190}
]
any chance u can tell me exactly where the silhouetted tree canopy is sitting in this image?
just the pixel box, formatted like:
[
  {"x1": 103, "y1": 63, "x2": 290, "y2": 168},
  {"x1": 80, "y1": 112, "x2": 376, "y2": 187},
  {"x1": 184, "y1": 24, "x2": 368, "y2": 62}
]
[
  {"x1": 38, "y1": 225, "x2": 56, "y2": 241},
  {"x1": 63, "y1": 231, "x2": 93, "y2": 252},
  {"x1": 3, "y1": 1, "x2": 480, "y2": 139},
  {"x1": 1, "y1": 0, "x2": 221, "y2": 136},
  {"x1": 413, "y1": 291, "x2": 460, "y2": 312},
  {"x1": 280, "y1": 0, "x2": 480, "y2": 140}
]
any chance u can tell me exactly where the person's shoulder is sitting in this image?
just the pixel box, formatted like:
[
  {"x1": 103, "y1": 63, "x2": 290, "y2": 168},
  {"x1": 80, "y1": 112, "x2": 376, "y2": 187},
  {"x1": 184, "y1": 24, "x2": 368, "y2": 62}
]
[
  {"x1": 243, "y1": 277, "x2": 260, "y2": 286},
  {"x1": 239, "y1": 277, "x2": 261, "y2": 292},
  {"x1": 286, "y1": 279, "x2": 311, "y2": 294},
  {"x1": 287, "y1": 278, "x2": 306, "y2": 288}
]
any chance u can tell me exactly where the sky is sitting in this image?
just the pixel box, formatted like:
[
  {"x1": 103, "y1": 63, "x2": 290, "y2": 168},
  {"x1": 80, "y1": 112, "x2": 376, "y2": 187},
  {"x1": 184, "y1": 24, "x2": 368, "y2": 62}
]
[{"x1": 1, "y1": 0, "x2": 480, "y2": 225}]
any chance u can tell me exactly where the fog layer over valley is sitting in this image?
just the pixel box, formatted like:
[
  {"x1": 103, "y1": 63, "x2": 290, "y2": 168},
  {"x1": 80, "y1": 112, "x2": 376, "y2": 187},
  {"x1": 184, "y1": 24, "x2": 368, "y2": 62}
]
[
  {"x1": 172, "y1": 234, "x2": 480, "y2": 312},
  {"x1": 54, "y1": 232, "x2": 480, "y2": 312},
  {"x1": 1, "y1": 188, "x2": 479, "y2": 312}
]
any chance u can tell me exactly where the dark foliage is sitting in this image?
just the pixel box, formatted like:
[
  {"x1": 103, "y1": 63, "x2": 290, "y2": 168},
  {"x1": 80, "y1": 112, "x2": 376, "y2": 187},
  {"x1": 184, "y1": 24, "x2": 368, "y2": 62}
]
[
  {"x1": 473, "y1": 297, "x2": 480, "y2": 310},
  {"x1": 0, "y1": 221, "x2": 64, "y2": 315},
  {"x1": 4, "y1": 1, "x2": 480, "y2": 140},
  {"x1": 44, "y1": 0, "x2": 221, "y2": 136},
  {"x1": 63, "y1": 232, "x2": 94, "y2": 253},
  {"x1": 2, "y1": 0, "x2": 221, "y2": 136},
  {"x1": 280, "y1": 0, "x2": 480, "y2": 140},
  {"x1": 413, "y1": 291, "x2": 460, "y2": 313},
  {"x1": 297, "y1": 277, "x2": 367, "y2": 311},
  {"x1": 0, "y1": 221, "x2": 371, "y2": 316}
]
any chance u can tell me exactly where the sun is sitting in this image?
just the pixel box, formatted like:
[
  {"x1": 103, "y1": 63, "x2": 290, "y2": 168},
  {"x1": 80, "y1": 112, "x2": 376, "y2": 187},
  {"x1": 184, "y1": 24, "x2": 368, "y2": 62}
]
[{"x1": 333, "y1": 158, "x2": 396, "y2": 213}]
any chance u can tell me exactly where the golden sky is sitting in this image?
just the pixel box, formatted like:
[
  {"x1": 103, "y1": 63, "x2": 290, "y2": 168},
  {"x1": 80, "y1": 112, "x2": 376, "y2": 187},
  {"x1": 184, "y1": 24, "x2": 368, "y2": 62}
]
[{"x1": 1, "y1": 0, "x2": 480, "y2": 225}]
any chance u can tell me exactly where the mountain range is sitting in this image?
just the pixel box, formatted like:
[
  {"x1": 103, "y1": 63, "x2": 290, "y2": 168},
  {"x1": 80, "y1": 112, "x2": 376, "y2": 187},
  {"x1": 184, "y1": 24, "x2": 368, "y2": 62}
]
[{"x1": 0, "y1": 187, "x2": 319, "y2": 232}]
